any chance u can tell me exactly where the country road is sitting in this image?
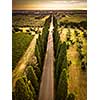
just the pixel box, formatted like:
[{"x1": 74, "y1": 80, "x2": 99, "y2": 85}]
[
  {"x1": 39, "y1": 17, "x2": 54, "y2": 100},
  {"x1": 12, "y1": 34, "x2": 38, "y2": 91}
]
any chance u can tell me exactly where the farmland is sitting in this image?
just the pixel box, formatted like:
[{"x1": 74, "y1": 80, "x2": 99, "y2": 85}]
[
  {"x1": 12, "y1": 10, "x2": 87, "y2": 100},
  {"x1": 12, "y1": 33, "x2": 34, "y2": 69}
]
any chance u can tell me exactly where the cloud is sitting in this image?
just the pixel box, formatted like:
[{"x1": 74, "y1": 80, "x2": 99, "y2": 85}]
[{"x1": 13, "y1": 0, "x2": 87, "y2": 10}]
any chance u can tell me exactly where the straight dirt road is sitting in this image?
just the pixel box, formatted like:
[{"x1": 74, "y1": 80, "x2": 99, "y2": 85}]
[
  {"x1": 39, "y1": 16, "x2": 54, "y2": 100},
  {"x1": 12, "y1": 34, "x2": 38, "y2": 90}
]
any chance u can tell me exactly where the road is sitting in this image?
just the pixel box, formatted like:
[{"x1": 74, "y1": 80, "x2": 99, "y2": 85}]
[
  {"x1": 12, "y1": 34, "x2": 38, "y2": 91},
  {"x1": 39, "y1": 17, "x2": 54, "y2": 100}
]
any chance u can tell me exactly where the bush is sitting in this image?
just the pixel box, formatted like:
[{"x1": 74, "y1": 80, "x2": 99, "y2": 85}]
[
  {"x1": 74, "y1": 30, "x2": 80, "y2": 37},
  {"x1": 14, "y1": 27, "x2": 20, "y2": 32},
  {"x1": 15, "y1": 76, "x2": 34, "y2": 100},
  {"x1": 67, "y1": 93, "x2": 75, "y2": 100},
  {"x1": 56, "y1": 68, "x2": 68, "y2": 100},
  {"x1": 83, "y1": 32, "x2": 87, "y2": 39},
  {"x1": 12, "y1": 92, "x2": 15, "y2": 100},
  {"x1": 67, "y1": 60, "x2": 72, "y2": 67},
  {"x1": 79, "y1": 53, "x2": 84, "y2": 60},
  {"x1": 81, "y1": 61, "x2": 87, "y2": 70},
  {"x1": 26, "y1": 66, "x2": 39, "y2": 94},
  {"x1": 79, "y1": 21, "x2": 87, "y2": 29}
]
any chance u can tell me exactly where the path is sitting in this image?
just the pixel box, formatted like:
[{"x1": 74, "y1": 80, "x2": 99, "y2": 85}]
[
  {"x1": 12, "y1": 34, "x2": 38, "y2": 91},
  {"x1": 39, "y1": 17, "x2": 54, "y2": 100}
]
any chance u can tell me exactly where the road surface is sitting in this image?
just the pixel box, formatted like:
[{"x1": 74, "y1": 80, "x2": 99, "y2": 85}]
[
  {"x1": 12, "y1": 34, "x2": 38, "y2": 91},
  {"x1": 39, "y1": 17, "x2": 54, "y2": 100}
]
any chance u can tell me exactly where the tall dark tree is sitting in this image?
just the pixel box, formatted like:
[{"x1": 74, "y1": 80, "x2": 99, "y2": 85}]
[
  {"x1": 35, "y1": 42, "x2": 42, "y2": 70},
  {"x1": 55, "y1": 42, "x2": 67, "y2": 85},
  {"x1": 34, "y1": 16, "x2": 51, "y2": 71},
  {"x1": 26, "y1": 66, "x2": 39, "y2": 94},
  {"x1": 56, "y1": 68, "x2": 68, "y2": 100},
  {"x1": 32, "y1": 64, "x2": 41, "y2": 82},
  {"x1": 15, "y1": 76, "x2": 34, "y2": 100},
  {"x1": 28, "y1": 80, "x2": 36, "y2": 100}
]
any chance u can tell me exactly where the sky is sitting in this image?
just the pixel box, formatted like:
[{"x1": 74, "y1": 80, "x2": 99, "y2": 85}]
[{"x1": 12, "y1": 0, "x2": 87, "y2": 10}]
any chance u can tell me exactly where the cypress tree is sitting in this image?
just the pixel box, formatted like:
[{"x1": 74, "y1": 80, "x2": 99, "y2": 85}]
[
  {"x1": 56, "y1": 68, "x2": 68, "y2": 100},
  {"x1": 15, "y1": 76, "x2": 34, "y2": 100},
  {"x1": 33, "y1": 64, "x2": 41, "y2": 82},
  {"x1": 28, "y1": 80, "x2": 36, "y2": 100},
  {"x1": 55, "y1": 42, "x2": 67, "y2": 85},
  {"x1": 26, "y1": 66, "x2": 39, "y2": 94},
  {"x1": 61, "y1": 56, "x2": 67, "y2": 70},
  {"x1": 35, "y1": 42, "x2": 42, "y2": 70},
  {"x1": 53, "y1": 15, "x2": 60, "y2": 56},
  {"x1": 55, "y1": 40, "x2": 62, "y2": 59},
  {"x1": 38, "y1": 34, "x2": 44, "y2": 61}
]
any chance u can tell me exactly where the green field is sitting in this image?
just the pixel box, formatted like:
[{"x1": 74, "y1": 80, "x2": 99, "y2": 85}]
[{"x1": 12, "y1": 33, "x2": 34, "y2": 69}]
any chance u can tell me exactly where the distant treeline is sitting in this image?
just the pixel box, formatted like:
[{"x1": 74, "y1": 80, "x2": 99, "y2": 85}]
[{"x1": 12, "y1": 10, "x2": 87, "y2": 15}]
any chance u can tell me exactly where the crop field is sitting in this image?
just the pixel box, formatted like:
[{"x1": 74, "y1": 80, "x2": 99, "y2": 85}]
[{"x1": 12, "y1": 10, "x2": 87, "y2": 100}]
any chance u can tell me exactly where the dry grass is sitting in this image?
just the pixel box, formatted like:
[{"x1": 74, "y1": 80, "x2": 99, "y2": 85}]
[{"x1": 60, "y1": 28, "x2": 87, "y2": 100}]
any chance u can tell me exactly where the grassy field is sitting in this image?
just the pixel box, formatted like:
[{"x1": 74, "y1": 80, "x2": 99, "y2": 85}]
[
  {"x1": 59, "y1": 27, "x2": 87, "y2": 100},
  {"x1": 12, "y1": 15, "x2": 49, "y2": 27},
  {"x1": 12, "y1": 32, "x2": 34, "y2": 69},
  {"x1": 59, "y1": 14, "x2": 87, "y2": 23}
]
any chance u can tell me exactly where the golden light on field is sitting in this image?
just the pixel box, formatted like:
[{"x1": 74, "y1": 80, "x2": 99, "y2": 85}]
[{"x1": 13, "y1": 0, "x2": 87, "y2": 10}]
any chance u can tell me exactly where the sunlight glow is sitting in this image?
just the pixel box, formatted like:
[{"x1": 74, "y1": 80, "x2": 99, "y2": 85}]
[{"x1": 13, "y1": 0, "x2": 87, "y2": 10}]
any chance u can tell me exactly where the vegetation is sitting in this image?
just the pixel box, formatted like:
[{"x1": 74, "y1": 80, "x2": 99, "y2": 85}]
[
  {"x1": 35, "y1": 16, "x2": 51, "y2": 72},
  {"x1": 33, "y1": 64, "x2": 41, "y2": 82},
  {"x1": 53, "y1": 16, "x2": 60, "y2": 56},
  {"x1": 13, "y1": 16, "x2": 52, "y2": 100},
  {"x1": 53, "y1": 16, "x2": 68, "y2": 100},
  {"x1": 26, "y1": 66, "x2": 39, "y2": 94},
  {"x1": 53, "y1": 15, "x2": 87, "y2": 100},
  {"x1": 12, "y1": 12, "x2": 87, "y2": 100},
  {"x1": 59, "y1": 20, "x2": 87, "y2": 30},
  {"x1": 35, "y1": 42, "x2": 42, "y2": 70},
  {"x1": 28, "y1": 80, "x2": 36, "y2": 99},
  {"x1": 14, "y1": 76, "x2": 35, "y2": 100},
  {"x1": 55, "y1": 42, "x2": 67, "y2": 85},
  {"x1": 76, "y1": 31, "x2": 87, "y2": 70},
  {"x1": 12, "y1": 15, "x2": 45, "y2": 27},
  {"x1": 56, "y1": 68, "x2": 68, "y2": 100},
  {"x1": 12, "y1": 33, "x2": 33, "y2": 69},
  {"x1": 67, "y1": 93, "x2": 75, "y2": 100}
]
